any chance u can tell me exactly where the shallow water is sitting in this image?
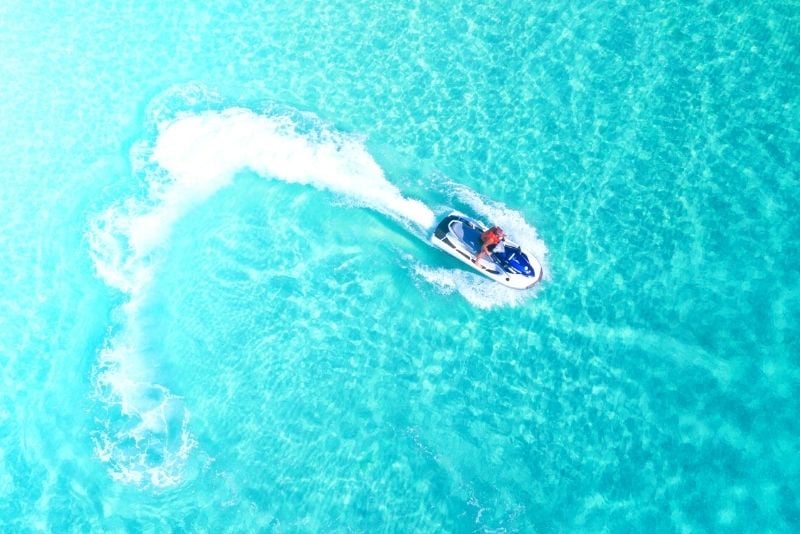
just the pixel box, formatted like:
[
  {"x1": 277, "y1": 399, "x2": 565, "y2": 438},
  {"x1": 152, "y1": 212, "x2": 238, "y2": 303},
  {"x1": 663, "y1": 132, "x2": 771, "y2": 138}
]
[{"x1": 1, "y1": 0, "x2": 798, "y2": 531}]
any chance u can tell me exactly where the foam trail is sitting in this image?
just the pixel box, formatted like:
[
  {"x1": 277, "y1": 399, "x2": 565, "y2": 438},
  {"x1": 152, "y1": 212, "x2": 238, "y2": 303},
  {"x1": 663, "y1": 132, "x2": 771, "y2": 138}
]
[
  {"x1": 152, "y1": 108, "x2": 435, "y2": 236},
  {"x1": 88, "y1": 106, "x2": 550, "y2": 485},
  {"x1": 89, "y1": 206, "x2": 196, "y2": 488},
  {"x1": 88, "y1": 107, "x2": 437, "y2": 487}
]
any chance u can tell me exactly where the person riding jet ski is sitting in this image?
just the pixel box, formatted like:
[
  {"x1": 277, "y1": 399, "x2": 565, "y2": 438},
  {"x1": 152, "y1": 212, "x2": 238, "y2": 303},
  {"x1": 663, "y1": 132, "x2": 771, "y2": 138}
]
[
  {"x1": 431, "y1": 212, "x2": 541, "y2": 289},
  {"x1": 472, "y1": 226, "x2": 505, "y2": 263}
]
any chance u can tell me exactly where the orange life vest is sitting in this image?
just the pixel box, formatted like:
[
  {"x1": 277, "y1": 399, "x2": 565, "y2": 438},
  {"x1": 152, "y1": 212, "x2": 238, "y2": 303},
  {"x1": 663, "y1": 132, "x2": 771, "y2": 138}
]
[{"x1": 481, "y1": 227, "x2": 502, "y2": 246}]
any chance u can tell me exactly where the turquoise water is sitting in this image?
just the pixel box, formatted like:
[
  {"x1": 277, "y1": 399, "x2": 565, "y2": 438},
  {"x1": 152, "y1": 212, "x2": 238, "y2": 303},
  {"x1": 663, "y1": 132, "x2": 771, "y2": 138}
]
[{"x1": 1, "y1": 0, "x2": 799, "y2": 530}]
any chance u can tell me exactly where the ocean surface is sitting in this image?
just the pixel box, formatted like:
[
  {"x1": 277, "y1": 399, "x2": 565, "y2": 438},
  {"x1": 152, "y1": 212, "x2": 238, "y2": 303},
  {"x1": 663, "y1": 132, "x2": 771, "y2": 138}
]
[{"x1": 1, "y1": 0, "x2": 798, "y2": 531}]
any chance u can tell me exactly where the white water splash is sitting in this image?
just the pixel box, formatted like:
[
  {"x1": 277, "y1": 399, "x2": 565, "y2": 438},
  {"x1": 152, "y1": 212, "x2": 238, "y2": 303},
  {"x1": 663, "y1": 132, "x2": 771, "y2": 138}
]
[
  {"x1": 88, "y1": 107, "x2": 438, "y2": 487},
  {"x1": 152, "y1": 108, "x2": 435, "y2": 236},
  {"x1": 88, "y1": 105, "x2": 549, "y2": 486}
]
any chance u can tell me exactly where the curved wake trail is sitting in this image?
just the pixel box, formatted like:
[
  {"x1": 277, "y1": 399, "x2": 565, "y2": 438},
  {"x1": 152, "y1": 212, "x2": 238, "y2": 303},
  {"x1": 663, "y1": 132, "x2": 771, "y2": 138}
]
[
  {"x1": 88, "y1": 107, "x2": 437, "y2": 487},
  {"x1": 88, "y1": 105, "x2": 547, "y2": 486},
  {"x1": 152, "y1": 109, "x2": 436, "y2": 236}
]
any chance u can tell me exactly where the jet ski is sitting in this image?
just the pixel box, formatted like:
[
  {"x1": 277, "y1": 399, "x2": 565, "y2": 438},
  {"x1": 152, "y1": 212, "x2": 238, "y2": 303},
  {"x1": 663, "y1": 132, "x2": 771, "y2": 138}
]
[{"x1": 430, "y1": 211, "x2": 542, "y2": 289}]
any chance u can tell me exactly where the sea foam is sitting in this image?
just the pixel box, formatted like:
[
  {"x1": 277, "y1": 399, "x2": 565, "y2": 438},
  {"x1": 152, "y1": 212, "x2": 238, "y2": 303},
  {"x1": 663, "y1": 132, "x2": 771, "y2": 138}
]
[
  {"x1": 88, "y1": 106, "x2": 438, "y2": 487},
  {"x1": 88, "y1": 105, "x2": 548, "y2": 486}
]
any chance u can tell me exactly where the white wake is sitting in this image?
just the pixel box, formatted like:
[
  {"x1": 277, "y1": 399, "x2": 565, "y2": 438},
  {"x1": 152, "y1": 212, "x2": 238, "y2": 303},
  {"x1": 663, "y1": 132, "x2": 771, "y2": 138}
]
[{"x1": 88, "y1": 105, "x2": 547, "y2": 487}]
